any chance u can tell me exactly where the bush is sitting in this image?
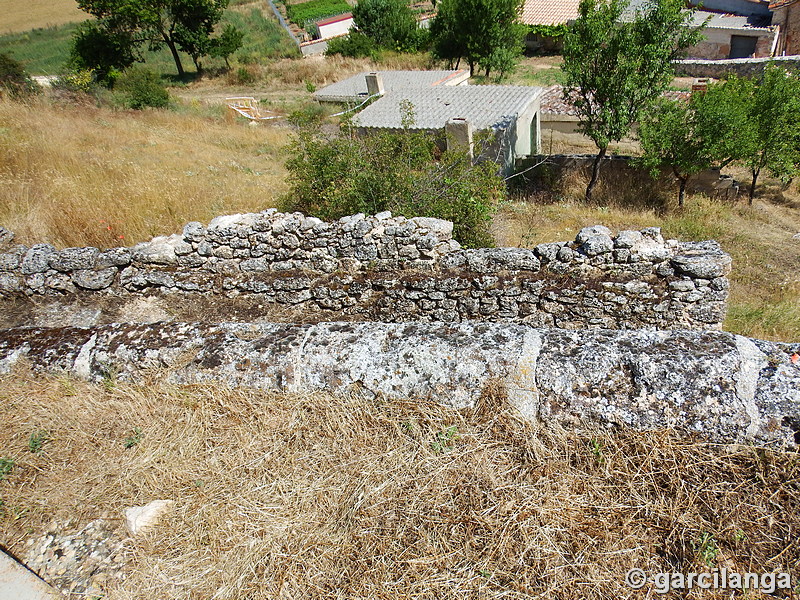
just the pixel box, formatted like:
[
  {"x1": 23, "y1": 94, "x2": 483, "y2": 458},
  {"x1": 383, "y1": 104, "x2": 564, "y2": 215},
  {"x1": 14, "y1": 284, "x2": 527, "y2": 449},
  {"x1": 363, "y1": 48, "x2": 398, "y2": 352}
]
[
  {"x1": 285, "y1": 0, "x2": 351, "y2": 26},
  {"x1": 115, "y1": 67, "x2": 170, "y2": 109},
  {"x1": 325, "y1": 32, "x2": 378, "y2": 59},
  {"x1": 283, "y1": 118, "x2": 501, "y2": 247},
  {"x1": 70, "y1": 20, "x2": 137, "y2": 86},
  {"x1": 0, "y1": 53, "x2": 40, "y2": 99},
  {"x1": 352, "y1": 0, "x2": 420, "y2": 51}
]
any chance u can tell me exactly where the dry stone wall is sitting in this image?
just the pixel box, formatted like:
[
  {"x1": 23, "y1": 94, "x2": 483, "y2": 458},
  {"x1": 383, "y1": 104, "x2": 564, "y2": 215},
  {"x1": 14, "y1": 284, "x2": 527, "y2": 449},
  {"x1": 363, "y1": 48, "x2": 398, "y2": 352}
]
[
  {"x1": 0, "y1": 210, "x2": 731, "y2": 330},
  {"x1": 674, "y1": 56, "x2": 800, "y2": 79}
]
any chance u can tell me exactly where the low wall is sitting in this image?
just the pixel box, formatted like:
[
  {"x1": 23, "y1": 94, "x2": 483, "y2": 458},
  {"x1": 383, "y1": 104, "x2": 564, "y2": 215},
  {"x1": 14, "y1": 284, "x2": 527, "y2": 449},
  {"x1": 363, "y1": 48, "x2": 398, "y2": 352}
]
[
  {"x1": 1, "y1": 321, "x2": 797, "y2": 448},
  {"x1": 674, "y1": 55, "x2": 800, "y2": 78},
  {"x1": 0, "y1": 210, "x2": 731, "y2": 330}
]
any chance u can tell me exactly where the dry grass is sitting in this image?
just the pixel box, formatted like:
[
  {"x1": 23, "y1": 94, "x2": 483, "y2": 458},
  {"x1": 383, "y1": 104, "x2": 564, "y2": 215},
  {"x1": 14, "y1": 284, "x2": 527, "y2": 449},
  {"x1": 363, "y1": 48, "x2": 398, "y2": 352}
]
[
  {"x1": 0, "y1": 0, "x2": 85, "y2": 34},
  {"x1": 0, "y1": 96, "x2": 289, "y2": 248},
  {"x1": 0, "y1": 372, "x2": 798, "y2": 599}
]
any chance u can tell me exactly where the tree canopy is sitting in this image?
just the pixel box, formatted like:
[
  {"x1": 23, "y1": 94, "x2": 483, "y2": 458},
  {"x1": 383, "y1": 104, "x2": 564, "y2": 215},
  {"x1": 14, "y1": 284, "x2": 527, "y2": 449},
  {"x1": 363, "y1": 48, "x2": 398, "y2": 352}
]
[
  {"x1": 429, "y1": 0, "x2": 525, "y2": 79},
  {"x1": 352, "y1": 0, "x2": 419, "y2": 51},
  {"x1": 74, "y1": 0, "x2": 242, "y2": 78},
  {"x1": 561, "y1": 0, "x2": 705, "y2": 201}
]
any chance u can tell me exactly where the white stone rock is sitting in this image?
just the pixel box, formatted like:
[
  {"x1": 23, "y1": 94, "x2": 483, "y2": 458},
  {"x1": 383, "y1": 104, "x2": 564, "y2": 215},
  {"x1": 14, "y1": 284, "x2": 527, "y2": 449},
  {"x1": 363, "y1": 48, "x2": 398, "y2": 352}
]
[{"x1": 124, "y1": 500, "x2": 175, "y2": 536}]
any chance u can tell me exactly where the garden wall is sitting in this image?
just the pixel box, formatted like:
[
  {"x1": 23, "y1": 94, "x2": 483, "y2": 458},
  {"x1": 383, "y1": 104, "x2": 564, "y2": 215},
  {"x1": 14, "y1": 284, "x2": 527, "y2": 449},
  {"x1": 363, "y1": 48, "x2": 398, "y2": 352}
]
[
  {"x1": 674, "y1": 55, "x2": 800, "y2": 78},
  {"x1": 0, "y1": 210, "x2": 731, "y2": 330}
]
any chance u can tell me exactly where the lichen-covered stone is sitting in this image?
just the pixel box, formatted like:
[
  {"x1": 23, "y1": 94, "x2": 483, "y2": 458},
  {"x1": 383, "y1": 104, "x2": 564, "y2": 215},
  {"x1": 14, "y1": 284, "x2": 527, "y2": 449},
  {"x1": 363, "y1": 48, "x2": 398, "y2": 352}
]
[
  {"x1": 0, "y1": 322, "x2": 797, "y2": 448},
  {"x1": 21, "y1": 244, "x2": 56, "y2": 274},
  {"x1": 72, "y1": 268, "x2": 117, "y2": 290},
  {"x1": 49, "y1": 247, "x2": 99, "y2": 272}
]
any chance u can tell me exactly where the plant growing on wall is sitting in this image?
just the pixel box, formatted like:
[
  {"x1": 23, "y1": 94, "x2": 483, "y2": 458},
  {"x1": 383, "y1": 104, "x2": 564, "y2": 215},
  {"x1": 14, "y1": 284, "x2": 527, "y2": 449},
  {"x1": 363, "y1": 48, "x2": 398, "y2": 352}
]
[{"x1": 561, "y1": 0, "x2": 705, "y2": 202}]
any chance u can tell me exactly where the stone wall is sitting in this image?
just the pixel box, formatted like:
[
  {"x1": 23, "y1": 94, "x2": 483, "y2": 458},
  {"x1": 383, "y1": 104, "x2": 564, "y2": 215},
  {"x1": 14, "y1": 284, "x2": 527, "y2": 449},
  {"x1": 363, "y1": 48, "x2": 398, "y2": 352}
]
[
  {"x1": 1, "y1": 321, "x2": 797, "y2": 448},
  {"x1": 674, "y1": 55, "x2": 800, "y2": 78},
  {"x1": 0, "y1": 210, "x2": 732, "y2": 330}
]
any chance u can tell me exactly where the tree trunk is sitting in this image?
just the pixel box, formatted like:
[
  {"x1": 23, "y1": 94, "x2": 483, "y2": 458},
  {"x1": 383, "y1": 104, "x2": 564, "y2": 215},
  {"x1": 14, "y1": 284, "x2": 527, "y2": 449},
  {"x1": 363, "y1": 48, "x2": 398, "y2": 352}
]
[
  {"x1": 484, "y1": 65, "x2": 490, "y2": 78},
  {"x1": 678, "y1": 177, "x2": 687, "y2": 207},
  {"x1": 748, "y1": 168, "x2": 759, "y2": 205},
  {"x1": 468, "y1": 59, "x2": 474, "y2": 76},
  {"x1": 163, "y1": 35, "x2": 185, "y2": 77},
  {"x1": 454, "y1": 57, "x2": 460, "y2": 70},
  {"x1": 585, "y1": 145, "x2": 607, "y2": 203}
]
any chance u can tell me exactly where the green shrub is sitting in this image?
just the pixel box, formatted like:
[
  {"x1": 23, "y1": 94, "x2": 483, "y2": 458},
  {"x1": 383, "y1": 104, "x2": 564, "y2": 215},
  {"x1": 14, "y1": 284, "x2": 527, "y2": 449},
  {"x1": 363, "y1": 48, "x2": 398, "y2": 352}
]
[
  {"x1": 285, "y1": 0, "x2": 351, "y2": 27},
  {"x1": 283, "y1": 117, "x2": 501, "y2": 247},
  {"x1": 115, "y1": 66, "x2": 170, "y2": 109},
  {"x1": 325, "y1": 32, "x2": 377, "y2": 59},
  {"x1": 0, "y1": 52, "x2": 40, "y2": 99}
]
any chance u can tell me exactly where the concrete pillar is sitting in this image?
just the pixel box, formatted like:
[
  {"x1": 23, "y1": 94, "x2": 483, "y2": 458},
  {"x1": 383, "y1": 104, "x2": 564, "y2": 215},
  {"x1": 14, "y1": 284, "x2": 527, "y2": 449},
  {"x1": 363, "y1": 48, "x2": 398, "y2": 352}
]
[
  {"x1": 365, "y1": 72, "x2": 384, "y2": 96},
  {"x1": 445, "y1": 118, "x2": 473, "y2": 159}
]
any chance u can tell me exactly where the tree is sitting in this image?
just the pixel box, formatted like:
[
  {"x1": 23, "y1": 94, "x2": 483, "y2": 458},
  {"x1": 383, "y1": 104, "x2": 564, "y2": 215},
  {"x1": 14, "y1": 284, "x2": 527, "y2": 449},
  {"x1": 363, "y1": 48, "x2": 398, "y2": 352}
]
[
  {"x1": 75, "y1": 0, "x2": 238, "y2": 78},
  {"x1": 562, "y1": 0, "x2": 705, "y2": 202},
  {"x1": 209, "y1": 23, "x2": 244, "y2": 68},
  {"x1": 429, "y1": 0, "x2": 525, "y2": 78},
  {"x1": 352, "y1": 0, "x2": 418, "y2": 51},
  {"x1": 70, "y1": 21, "x2": 138, "y2": 84},
  {"x1": 736, "y1": 65, "x2": 800, "y2": 203},
  {"x1": 637, "y1": 95, "x2": 719, "y2": 206}
]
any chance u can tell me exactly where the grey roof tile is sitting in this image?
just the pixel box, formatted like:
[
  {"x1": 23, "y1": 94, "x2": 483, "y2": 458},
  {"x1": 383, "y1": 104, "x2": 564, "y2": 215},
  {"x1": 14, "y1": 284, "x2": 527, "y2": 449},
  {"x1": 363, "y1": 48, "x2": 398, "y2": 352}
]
[
  {"x1": 313, "y1": 70, "x2": 470, "y2": 102},
  {"x1": 354, "y1": 85, "x2": 544, "y2": 130}
]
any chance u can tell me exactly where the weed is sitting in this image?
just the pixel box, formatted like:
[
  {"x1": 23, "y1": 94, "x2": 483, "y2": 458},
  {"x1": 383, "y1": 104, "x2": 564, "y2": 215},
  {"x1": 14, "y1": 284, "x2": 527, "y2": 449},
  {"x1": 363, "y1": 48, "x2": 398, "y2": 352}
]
[
  {"x1": 305, "y1": 80, "x2": 316, "y2": 93},
  {"x1": 124, "y1": 427, "x2": 143, "y2": 449},
  {"x1": 28, "y1": 430, "x2": 48, "y2": 453},
  {"x1": 589, "y1": 438, "x2": 605, "y2": 464},
  {"x1": 431, "y1": 425, "x2": 458, "y2": 453},
  {"x1": 0, "y1": 458, "x2": 14, "y2": 481},
  {"x1": 692, "y1": 532, "x2": 719, "y2": 567}
]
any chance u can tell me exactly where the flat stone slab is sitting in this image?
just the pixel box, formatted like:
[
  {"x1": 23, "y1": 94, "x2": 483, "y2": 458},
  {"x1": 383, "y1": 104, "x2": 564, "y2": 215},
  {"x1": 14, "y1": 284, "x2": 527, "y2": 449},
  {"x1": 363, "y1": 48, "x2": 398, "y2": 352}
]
[
  {"x1": 0, "y1": 550, "x2": 60, "y2": 600},
  {"x1": 0, "y1": 321, "x2": 798, "y2": 448}
]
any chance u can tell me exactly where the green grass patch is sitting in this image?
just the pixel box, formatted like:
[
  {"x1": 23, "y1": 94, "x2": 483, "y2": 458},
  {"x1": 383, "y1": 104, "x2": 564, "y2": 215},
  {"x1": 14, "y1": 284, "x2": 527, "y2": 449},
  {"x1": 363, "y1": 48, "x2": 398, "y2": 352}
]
[
  {"x1": 285, "y1": 0, "x2": 351, "y2": 27},
  {"x1": 0, "y1": 23, "x2": 77, "y2": 75},
  {"x1": 225, "y1": 8, "x2": 299, "y2": 61}
]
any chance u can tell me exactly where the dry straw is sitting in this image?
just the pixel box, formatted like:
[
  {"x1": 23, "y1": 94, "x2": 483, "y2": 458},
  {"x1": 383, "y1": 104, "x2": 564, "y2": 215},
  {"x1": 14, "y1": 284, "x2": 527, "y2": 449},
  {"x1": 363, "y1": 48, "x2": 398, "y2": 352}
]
[{"x1": 0, "y1": 370, "x2": 798, "y2": 599}]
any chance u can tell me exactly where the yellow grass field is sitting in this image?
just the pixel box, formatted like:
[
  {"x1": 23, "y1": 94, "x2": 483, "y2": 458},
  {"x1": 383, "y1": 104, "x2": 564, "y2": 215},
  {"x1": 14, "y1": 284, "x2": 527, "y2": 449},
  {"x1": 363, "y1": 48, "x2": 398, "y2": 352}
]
[
  {"x1": 1, "y1": 0, "x2": 85, "y2": 34},
  {"x1": 0, "y1": 97, "x2": 289, "y2": 248}
]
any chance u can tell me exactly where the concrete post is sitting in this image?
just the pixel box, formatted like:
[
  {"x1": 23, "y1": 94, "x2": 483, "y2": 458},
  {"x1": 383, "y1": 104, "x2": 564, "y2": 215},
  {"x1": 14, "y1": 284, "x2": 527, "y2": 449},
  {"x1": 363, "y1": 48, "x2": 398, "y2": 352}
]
[
  {"x1": 365, "y1": 72, "x2": 384, "y2": 96},
  {"x1": 445, "y1": 118, "x2": 473, "y2": 160}
]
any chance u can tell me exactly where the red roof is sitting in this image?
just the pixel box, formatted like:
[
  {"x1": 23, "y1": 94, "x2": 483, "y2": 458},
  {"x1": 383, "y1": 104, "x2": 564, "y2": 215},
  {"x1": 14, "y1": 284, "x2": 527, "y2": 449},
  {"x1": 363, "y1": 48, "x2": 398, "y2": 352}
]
[
  {"x1": 316, "y1": 12, "x2": 353, "y2": 26},
  {"x1": 520, "y1": 0, "x2": 581, "y2": 26},
  {"x1": 769, "y1": 0, "x2": 800, "y2": 9}
]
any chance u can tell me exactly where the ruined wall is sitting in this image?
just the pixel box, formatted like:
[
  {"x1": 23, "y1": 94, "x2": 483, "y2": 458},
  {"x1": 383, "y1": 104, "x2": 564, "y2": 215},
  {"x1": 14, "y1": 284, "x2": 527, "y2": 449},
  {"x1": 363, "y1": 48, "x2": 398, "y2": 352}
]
[
  {"x1": 0, "y1": 210, "x2": 731, "y2": 330},
  {"x1": 1, "y1": 321, "x2": 797, "y2": 448}
]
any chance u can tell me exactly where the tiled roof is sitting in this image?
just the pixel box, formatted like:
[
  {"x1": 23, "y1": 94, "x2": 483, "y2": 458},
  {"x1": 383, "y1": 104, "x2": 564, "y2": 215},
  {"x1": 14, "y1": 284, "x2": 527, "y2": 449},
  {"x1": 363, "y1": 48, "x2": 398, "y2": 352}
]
[
  {"x1": 770, "y1": 0, "x2": 800, "y2": 9},
  {"x1": 687, "y1": 9, "x2": 772, "y2": 29},
  {"x1": 354, "y1": 85, "x2": 544, "y2": 130},
  {"x1": 313, "y1": 70, "x2": 470, "y2": 103},
  {"x1": 520, "y1": 0, "x2": 581, "y2": 25}
]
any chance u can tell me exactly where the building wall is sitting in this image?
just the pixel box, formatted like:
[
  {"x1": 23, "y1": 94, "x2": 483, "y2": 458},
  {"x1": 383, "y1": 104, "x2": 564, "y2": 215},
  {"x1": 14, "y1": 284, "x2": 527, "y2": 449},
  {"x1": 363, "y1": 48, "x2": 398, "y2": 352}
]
[
  {"x1": 317, "y1": 16, "x2": 353, "y2": 39},
  {"x1": 772, "y1": 3, "x2": 800, "y2": 54},
  {"x1": 686, "y1": 26, "x2": 775, "y2": 59},
  {"x1": 0, "y1": 211, "x2": 732, "y2": 332}
]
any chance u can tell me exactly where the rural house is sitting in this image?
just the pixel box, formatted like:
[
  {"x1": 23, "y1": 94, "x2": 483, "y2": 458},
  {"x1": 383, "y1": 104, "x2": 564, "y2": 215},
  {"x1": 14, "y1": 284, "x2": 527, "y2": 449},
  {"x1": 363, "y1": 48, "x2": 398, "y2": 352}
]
[
  {"x1": 770, "y1": 0, "x2": 800, "y2": 54},
  {"x1": 312, "y1": 69, "x2": 470, "y2": 103},
  {"x1": 521, "y1": 0, "x2": 777, "y2": 58},
  {"x1": 350, "y1": 78, "x2": 544, "y2": 175}
]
